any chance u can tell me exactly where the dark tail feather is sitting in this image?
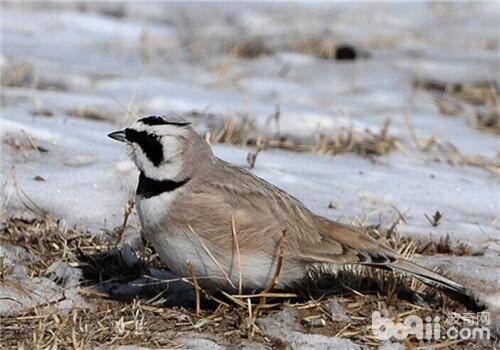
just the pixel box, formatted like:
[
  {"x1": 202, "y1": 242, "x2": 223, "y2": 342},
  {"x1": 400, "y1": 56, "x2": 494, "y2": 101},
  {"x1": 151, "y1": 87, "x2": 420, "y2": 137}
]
[
  {"x1": 372, "y1": 258, "x2": 484, "y2": 311},
  {"x1": 389, "y1": 259, "x2": 466, "y2": 294}
]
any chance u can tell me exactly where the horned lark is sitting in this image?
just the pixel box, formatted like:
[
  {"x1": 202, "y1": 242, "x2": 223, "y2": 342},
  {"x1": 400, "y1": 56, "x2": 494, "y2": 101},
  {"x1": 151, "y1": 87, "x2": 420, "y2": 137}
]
[{"x1": 108, "y1": 115, "x2": 467, "y2": 296}]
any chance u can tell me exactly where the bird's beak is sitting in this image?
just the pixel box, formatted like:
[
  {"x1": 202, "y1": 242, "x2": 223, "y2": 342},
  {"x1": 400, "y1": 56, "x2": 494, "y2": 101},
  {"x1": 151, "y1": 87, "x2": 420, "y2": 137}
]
[{"x1": 107, "y1": 130, "x2": 127, "y2": 143}]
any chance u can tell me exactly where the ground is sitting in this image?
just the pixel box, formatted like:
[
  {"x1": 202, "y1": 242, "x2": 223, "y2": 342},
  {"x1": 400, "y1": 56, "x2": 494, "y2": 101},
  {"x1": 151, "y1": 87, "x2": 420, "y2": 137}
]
[{"x1": 0, "y1": 2, "x2": 499, "y2": 349}]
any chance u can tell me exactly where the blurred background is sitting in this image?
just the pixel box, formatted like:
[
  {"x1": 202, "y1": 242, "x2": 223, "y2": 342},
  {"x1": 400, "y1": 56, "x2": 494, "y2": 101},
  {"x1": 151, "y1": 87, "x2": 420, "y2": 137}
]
[{"x1": 1, "y1": 1, "x2": 499, "y2": 348}]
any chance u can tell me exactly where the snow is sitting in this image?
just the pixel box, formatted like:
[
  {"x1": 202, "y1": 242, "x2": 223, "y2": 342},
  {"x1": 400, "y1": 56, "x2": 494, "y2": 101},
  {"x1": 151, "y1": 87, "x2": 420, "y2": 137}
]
[
  {"x1": 326, "y1": 298, "x2": 351, "y2": 322},
  {"x1": 0, "y1": 243, "x2": 86, "y2": 316},
  {"x1": 378, "y1": 341, "x2": 405, "y2": 350},
  {"x1": 257, "y1": 308, "x2": 361, "y2": 350},
  {"x1": 182, "y1": 338, "x2": 226, "y2": 350},
  {"x1": 1, "y1": 1, "x2": 499, "y2": 348}
]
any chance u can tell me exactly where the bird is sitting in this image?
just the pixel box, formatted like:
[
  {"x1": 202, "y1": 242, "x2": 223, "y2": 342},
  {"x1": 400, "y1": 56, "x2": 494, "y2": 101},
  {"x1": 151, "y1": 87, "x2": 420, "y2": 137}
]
[{"x1": 108, "y1": 115, "x2": 468, "y2": 299}]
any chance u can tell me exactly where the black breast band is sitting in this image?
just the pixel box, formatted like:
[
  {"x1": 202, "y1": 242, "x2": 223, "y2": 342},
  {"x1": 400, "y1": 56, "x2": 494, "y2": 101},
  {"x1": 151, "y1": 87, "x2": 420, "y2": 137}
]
[{"x1": 137, "y1": 172, "x2": 190, "y2": 198}]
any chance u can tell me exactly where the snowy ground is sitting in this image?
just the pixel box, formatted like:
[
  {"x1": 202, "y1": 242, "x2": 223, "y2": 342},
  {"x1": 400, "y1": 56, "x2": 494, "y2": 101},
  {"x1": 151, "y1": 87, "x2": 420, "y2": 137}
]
[{"x1": 1, "y1": 1, "x2": 499, "y2": 349}]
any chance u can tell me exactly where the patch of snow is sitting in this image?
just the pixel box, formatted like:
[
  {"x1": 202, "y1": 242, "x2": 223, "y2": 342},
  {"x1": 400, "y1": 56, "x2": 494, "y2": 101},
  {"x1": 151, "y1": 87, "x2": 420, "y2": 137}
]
[
  {"x1": 326, "y1": 298, "x2": 351, "y2": 322},
  {"x1": 182, "y1": 338, "x2": 226, "y2": 350},
  {"x1": 0, "y1": 256, "x2": 87, "y2": 316},
  {"x1": 258, "y1": 308, "x2": 361, "y2": 350},
  {"x1": 378, "y1": 341, "x2": 405, "y2": 350}
]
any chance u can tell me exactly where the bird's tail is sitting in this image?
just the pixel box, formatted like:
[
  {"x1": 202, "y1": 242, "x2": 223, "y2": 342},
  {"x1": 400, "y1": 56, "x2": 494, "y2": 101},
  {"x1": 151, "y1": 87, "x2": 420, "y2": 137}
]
[
  {"x1": 378, "y1": 258, "x2": 483, "y2": 311},
  {"x1": 386, "y1": 258, "x2": 466, "y2": 295}
]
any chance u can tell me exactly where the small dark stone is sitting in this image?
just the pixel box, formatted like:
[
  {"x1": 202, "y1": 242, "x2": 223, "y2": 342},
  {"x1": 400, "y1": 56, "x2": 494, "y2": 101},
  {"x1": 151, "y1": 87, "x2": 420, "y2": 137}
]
[{"x1": 335, "y1": 44, "x2": 358, "y2": 60}]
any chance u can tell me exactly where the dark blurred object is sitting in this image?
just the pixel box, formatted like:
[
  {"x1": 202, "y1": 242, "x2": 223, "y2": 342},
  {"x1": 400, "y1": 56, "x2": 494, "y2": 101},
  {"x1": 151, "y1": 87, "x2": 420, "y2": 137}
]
[{"x1": 335, "y1": 44, "x2": 358, "y2": 60}]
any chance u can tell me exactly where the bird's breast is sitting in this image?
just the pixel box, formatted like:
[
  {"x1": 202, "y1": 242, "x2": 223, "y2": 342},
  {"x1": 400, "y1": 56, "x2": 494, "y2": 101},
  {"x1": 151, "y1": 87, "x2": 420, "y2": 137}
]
[{"x1": 136, "y1": 190, "x2": 180, "y2": 234}]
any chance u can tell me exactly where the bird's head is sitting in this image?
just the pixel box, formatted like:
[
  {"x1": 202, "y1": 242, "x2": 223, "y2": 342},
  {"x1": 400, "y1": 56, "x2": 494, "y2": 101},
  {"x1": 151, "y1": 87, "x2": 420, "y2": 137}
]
[{"x1": 108, "y1": 115, "x2": 213, "y2": 181}]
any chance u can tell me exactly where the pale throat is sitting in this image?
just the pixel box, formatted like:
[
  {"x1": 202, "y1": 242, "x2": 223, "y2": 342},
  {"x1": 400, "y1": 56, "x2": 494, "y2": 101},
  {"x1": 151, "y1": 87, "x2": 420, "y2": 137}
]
[{"x1": 133, "y1": 149, "x2": 184, "y2": 182}]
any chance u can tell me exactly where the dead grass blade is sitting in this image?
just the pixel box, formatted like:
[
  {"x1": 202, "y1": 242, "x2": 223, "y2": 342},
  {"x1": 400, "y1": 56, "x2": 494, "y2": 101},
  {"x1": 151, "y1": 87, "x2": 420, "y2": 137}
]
[
  {"x1": 186, "y1": 260, "x2": 200, "y2": 318},
  {"x1": 231, "y1": 214, "x2": 243, "y2": 295},
  {"x1": 187, "y1": 224, "x2": 235, "y2": 289}
]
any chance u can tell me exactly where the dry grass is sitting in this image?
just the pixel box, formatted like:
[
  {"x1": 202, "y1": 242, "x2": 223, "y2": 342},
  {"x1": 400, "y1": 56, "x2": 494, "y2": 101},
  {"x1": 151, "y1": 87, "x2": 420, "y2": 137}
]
[
  {"x1": 419, "y1": 137, "x2": 500, "y2": 176},
  {"x1": 206, "y1": 115, "x2": 259, "y2": 146},
  {"x1": 361, "y1": 221, "x2": 482, "y2": 258},
  {"x1": 312, "y1": 118, "x2": 399, "y2": 157},
  {"x1": 416, "y1": 79, "x2": 500, "y2": 135},
  {"x1": 1, "y1": 63, "x2": 35, "y2": 88},
  {"x1": 206, "y1": 116, "x2": 400, "y2": 160},
  {"x1": 224, "y1": 33, "x2": 363, "y2": 61},
  {"x1": 0, "y1": 219, "x2": 108, "y2": 280},
  {"x1": 226, "y1": 36, "x2": 274, "y2": 59},
  {"x1": 204, "y1": 111, "x2": 498, "y2": 175},
  {"x1": 1, "y1": 63, "x2": 68, "y2": 91},
  {"x1": 3, "y1": 131, "x2": 49, "y2": 156},
  {"x1": 416, "y1": 80, "x2": 497, "y2": 106},
  {"x1": 288, "y1": 36, "x2": 337, "y2": 60},
  {"x1": 30, "y1": 107, "x2": 54, "y2": 117},
  {"x1": 66, "y1": 107, "x2": 115, "y2": 122},
  {"x1": 0, "y1": 217, "x2": 494, "y2": 349},
  {"x1": 473, "y1": 109, "x2": 499, "y2": 135}
]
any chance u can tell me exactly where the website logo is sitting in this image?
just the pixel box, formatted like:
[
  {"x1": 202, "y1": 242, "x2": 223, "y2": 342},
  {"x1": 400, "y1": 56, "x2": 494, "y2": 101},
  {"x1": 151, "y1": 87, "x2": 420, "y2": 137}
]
[{"x1": 371, "y1": 311, "x2": 490, "y2": 341}]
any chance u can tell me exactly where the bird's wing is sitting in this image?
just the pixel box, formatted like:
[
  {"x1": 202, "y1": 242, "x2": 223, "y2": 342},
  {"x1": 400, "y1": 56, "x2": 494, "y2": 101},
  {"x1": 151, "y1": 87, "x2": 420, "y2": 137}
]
[
  {"x1": 297, "y1": 217, "x2": 399, "y2": 264},
  {"x1": 188, "y1": 160, "x2": 345, "y2": 255},
  {"x1": 196, "y1": 161, "x2": 405, "y2": 266}
]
